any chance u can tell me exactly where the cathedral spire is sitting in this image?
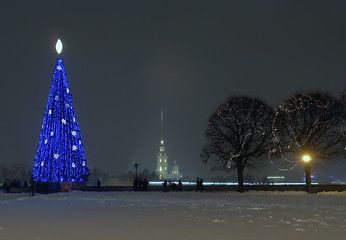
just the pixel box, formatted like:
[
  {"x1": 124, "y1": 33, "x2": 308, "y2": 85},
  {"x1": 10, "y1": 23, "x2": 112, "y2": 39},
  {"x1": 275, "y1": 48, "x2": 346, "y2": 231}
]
[
  {"x1": 160, "y1": 108, "x2": 164, "y2": 141},
  {"x1": 157, "y1": 108, "x2": 168, "y2": 179},
  {"x1": 159, "y1": 108, "x2": 166, "y2": 153}
]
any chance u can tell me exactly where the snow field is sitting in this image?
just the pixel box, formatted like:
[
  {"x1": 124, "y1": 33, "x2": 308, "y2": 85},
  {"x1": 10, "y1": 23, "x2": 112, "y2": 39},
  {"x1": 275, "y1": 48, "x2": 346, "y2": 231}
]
[{"x1": 0, "y1": 191, "x2": 345, "y2": 240}]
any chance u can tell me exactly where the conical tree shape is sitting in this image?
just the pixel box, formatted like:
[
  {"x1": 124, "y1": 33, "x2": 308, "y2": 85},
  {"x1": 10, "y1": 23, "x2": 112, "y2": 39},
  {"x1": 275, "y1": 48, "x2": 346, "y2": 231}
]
[{"x1": 33, "y1": 59, "x2": 88, "y2": 182}]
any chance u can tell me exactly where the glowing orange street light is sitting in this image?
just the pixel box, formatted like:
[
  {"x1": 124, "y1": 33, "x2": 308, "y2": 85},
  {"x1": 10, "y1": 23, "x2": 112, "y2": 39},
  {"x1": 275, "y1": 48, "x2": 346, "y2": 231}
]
[{"x1": 303, "y1": 155, "x2": 310, "y2": 162}]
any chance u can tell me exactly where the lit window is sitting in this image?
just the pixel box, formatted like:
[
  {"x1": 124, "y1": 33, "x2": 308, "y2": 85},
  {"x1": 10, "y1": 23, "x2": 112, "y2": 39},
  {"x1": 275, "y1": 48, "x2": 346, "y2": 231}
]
[
  {"x1": 165, "y1": 159, "x2": 166, "y2": 163},
  {"x1": 160, "y1": 167, "x2": 162, "y2": 171},
  {"x1": 160, "y1": 159, "x2": 162, "y2": 162},
  {"x1": 165, "y1": 167, "x2": 167, "y2": 170}
]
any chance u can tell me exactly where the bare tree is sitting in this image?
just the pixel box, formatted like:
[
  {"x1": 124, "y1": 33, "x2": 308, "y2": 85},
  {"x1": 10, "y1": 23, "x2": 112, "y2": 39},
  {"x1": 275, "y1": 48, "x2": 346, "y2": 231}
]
[
  {"x1": 0, "y1": 164, "x2": 10, "y2": 181},
  {"x1": 270, "y1": 91, "x2": 345, "y2": 173},
  {"x1": 1, "y1": 163, "x2": 31, "y2": 183},
  {"x1": 201, "y1": 96, "x2": 274, "y2": 192}
]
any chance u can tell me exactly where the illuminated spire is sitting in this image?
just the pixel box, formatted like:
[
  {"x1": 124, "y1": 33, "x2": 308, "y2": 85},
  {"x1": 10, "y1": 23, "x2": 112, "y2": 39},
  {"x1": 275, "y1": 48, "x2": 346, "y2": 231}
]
[
  {"x1": 161, "y1": 108, "x2": 164, "y2": 141},
  {"x1": 157, "y1": 109, "x2": 168, "y2": 179},
  {"x1": 160, "y1": 109, "x2": 165, "y2": 154}
]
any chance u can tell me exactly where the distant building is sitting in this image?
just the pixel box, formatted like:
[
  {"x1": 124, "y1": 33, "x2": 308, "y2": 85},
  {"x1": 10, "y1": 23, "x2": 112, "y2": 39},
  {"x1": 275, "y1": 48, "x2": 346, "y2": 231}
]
[
  {"x1": 156, "y1": 109, "x2": 168, "y2": 179},
  {"x1": 267, "y1": 176, "x2": 285, "y2": 183},
  {"x1": 168, "y1": 160, "x2": 182, "y2": 180},
  {"x1": 171, "y1": 160, "x2": 179, "y2": 176}
]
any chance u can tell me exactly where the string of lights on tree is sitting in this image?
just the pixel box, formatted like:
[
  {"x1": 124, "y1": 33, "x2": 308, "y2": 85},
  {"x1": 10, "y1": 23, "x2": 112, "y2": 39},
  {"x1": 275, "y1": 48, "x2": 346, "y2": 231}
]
[
  {"x1": 203, "y1": 97, "x2": 273, "y2": 170},
  {"x1": 269, "y1": 91, "x2": 345, "y2": 171},
  {"x1": 32, "y1": 39, "x2": 88, "y2": 182}
]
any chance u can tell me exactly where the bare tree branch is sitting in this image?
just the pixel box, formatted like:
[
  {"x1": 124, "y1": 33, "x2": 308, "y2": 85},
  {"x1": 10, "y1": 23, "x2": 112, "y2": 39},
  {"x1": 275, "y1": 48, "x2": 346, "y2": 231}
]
[{"x1": 201, "y1": 96, "x2": 274, "y2": 192}]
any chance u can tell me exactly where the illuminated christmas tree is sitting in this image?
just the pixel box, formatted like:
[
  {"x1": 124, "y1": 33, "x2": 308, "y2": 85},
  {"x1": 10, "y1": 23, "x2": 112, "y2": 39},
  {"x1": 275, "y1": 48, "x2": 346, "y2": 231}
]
[{"x1": 32, "y1": 39, "x2": 88, "y2": 182}]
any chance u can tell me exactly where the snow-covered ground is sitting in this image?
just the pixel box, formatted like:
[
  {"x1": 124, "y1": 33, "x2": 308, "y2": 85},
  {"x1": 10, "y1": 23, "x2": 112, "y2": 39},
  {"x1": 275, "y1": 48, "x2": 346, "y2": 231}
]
[{"x1": 0, "y1": 191, "x2": 345, "y2": 240}]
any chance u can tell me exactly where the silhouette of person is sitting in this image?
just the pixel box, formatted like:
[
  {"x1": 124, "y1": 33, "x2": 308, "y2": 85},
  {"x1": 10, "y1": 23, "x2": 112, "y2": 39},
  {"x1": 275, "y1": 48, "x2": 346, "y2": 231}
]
[
  {"x1": 138, "y1": 178, "x2": 143, "y2": 191},
  {"x1": 172, "y1": 182, "x2": 178, "y2": 192},
  {"x1": 162, "y1": 180, "x2": 168, "y2": 192},
  {"x1": 133, "y1": 178, "x2": 139, "y2": 191},
  {"x1": 97, "y1": 178, "x2": 101, "y2": 192},
  {"x1": 143, "y1": 178, "x2": 149, "y2": 191},
  {"x1": 196, "y1": 178, "x2": 200, "y2": 191},
  {"x1": 178, "y1": 179, "x2": 183, "y2": 191}
]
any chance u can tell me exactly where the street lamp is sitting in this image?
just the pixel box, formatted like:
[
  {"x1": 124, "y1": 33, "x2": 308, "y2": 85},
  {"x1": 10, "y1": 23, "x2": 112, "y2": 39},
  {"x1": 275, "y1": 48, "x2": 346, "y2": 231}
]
[
  {"x1": 303, "y1": 155, "x2": 312, "y2": 193},
  {"x1": 134, "y1": 163, "x2": 139, "y2": 179},
  {"x1": 303, "y1": 155, "x2": 310, "y2": 162}
]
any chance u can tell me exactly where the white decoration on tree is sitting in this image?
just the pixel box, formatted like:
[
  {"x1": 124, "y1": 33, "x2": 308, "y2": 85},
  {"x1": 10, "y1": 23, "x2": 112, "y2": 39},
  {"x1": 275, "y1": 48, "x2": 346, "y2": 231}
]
[
  {"x1": 73, "y1": 117, "x2": 76, "y2": 122},
  {"x1": 45, "y1": 139, "x2": 48, "y2": 144},
  {"x1": 72, "y1": 131, "x2": 77, "y2": 136},
  {"x1": 48, "y1": 110, "x2": 52, "y2": 115},
  {"x1": 57, "y1": 66, "x2": 62, "y2": 70},
  {"x1": 67, "y1": 88, "x2": 69, "y2": 93},
  {"x1": 50, "y1": 132, "x2": 54, "y2": 136},
  {"x1": 79, "y1": 140, "x2": 82, "y2": 145},
  {"x1": 82, "y1": 161, "x2": 86, "y2": 167},
  {"x1": 72, "y1": 145, "x2": 77, "y2": 151},
  {"x1": 54, "y1": 153, "x2": 59, "y2": 159},
  {"x1": 62, "y1": 119, "x2": 66, "y2": 124},
  {"x1": 41, "y1": 161, "x2": 44, "y2": 167},
  {"x1": 55, "y1": 95, "x2": 58, "y2": 100},
  {"x1": 72, "y1": 163, "x2": 76, "y2": 168}
]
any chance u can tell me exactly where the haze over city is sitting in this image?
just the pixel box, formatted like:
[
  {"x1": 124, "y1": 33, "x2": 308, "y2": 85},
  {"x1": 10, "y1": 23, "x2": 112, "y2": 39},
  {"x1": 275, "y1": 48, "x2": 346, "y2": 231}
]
[{"x1": 0, "y1": 1, "x2": 345, "y2": 181}]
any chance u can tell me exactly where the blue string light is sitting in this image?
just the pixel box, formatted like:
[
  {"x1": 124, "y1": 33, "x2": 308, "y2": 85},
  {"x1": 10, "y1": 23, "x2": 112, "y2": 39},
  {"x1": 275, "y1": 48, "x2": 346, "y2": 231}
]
[{"x1": 32, "y1": 59, "x2": 88, "y2": 182}]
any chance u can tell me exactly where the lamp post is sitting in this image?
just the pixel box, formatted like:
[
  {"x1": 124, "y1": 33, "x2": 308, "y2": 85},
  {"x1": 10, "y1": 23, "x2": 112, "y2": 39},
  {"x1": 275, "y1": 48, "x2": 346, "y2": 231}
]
[
  {"x1": 303, "y1": 155, "x2": 311, "y2": 193},
  {"x1": 134, "y1": 163, "x2": 139, "y2": 179}
]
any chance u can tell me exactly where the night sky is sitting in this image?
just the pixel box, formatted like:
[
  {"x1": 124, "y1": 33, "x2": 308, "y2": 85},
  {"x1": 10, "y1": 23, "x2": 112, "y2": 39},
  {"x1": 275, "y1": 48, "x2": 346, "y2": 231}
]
[{"x1": 1, "y1": 1, "x2": 345, "y2": 180}]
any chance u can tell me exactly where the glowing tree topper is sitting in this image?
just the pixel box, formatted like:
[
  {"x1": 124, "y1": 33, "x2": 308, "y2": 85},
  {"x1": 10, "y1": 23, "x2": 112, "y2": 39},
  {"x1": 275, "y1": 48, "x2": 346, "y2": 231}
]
[{"x1": 32, "y1": 39, "x2": 88, "y2": 182}]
